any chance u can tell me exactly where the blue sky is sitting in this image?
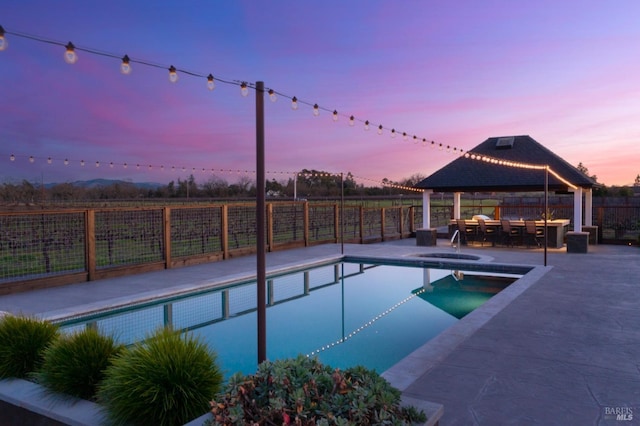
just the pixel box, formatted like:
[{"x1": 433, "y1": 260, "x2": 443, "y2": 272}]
[{"x1": 2, "y1": 1, "x2": 639, "y2": 186}]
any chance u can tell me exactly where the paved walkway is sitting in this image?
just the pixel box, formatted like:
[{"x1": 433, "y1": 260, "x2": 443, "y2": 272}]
[{"x1": 1, "y1": 240, "x2": 639, "y2": 425}]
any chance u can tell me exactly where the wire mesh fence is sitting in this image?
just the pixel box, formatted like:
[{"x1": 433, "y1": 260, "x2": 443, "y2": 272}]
[
  {"x1": 170, "y1": 206, "x2": 223, "y2": 257},
  {"x1": 0, "y1": 211, "x2": 85, "y2": 282},
  {"x1": 94, "y1": 209, "x2": 164, "y2": 268},
  {"x1": 272, "y1": 203, "x2": 305, "y2": 245}
]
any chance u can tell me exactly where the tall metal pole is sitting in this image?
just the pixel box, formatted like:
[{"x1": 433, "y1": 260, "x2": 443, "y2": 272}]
[
  {"x1": 340, "y1": 172, "x2": 344, "y2": 254},
  {"x1": 544, "y1": 166, "x2": 548, "y2": 267},
  {"x1": 256, "y1": 81, "x2": 267, "y2": 364}
]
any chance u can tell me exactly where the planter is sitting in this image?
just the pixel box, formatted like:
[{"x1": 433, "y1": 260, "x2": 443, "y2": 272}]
[
  {"x1": 1, "y1": 378, "x2": 444, "y2": 426},
  {"x1": 0, "y1": 378, "x2": 106, "y2": 426}
]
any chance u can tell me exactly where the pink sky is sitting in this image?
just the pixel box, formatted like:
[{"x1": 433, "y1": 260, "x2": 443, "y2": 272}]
[{"x1": 2, "y1": 1, "x2": 639, "y2": 187}]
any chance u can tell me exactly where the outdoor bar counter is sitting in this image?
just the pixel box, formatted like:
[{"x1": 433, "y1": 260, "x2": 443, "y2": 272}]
[{"x1": 449, "y1": 219, "x2": 571, "y2": 248}]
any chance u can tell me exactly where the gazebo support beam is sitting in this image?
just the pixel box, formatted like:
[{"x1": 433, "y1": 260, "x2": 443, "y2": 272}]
[{"x1": 453, "y1": 192, "x2": 462, "y2": 220}]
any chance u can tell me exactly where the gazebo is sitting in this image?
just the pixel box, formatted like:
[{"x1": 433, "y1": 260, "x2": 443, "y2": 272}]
[{"x1": 414, "y1": 135, "x2": 598, "y2": 251}]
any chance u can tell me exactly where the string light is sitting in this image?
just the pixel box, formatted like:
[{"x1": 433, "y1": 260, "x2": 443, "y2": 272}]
[
  {"x1": 402, "y1": 132, "x2": 408, "y2": 141},
  {"x1": 10, "y1": 154, "x2": 15, "y2": 161},
  {"x1": 268, "y1": 89, "x2": 277, "y2": 102},
  {"x1": 167, "y1": 65, "x2": 180, "y2": 83},
  {"x1": 120, "y1": 55, "x2": 131, "y2": 75},
  {"x1": 364, "y1": 120, "x2": 370, "y2": 131},
  {"x1": 332, "y1": 110, "x2": 338, "y2": 121},
  {"x1": 80, "y1": 160, "x2": 85, "y2": 166},
  {"x1": 64, "y1": 42, "x2": 77, "y2": 64},
  {"x1": 29, "y1": 156, "x2": 34, "y2": 163},
  {"x1": 2, "y1": 25, "x2": 473, "y2": 174},
  {"x1": 64, "y1": 158, "x2": 69, "y2": 165},
  {"x1": 47, "y1": 157, "x2": 52, "y2": 164},
  {"x1": 0, "y1": 26, "x2": 7, "y2": 51},
  {"x1": 95, "y1": 161, "x2": 100, "y2": 167}
]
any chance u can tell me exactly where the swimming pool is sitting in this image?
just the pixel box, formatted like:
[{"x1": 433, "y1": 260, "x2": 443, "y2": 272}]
[{"x1": 56, "y1": 260, "x2": 522, "y2": 377}]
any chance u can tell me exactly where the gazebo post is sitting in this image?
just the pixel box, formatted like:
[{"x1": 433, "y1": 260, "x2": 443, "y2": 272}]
[
  {"x1": 566, "y1": 186, "x2": 589, "y2": 253},
  {"x1": 453, "y1": 192, "x2": 462, "y2": 219},
  {"x1": 422, "y1": 190, "x2": 432, "y2": 228}
]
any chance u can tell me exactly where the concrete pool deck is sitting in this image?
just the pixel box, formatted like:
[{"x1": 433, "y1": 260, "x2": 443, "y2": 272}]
[{"x1": 1, "y1": 239, "x2": 639, "y2": 425}]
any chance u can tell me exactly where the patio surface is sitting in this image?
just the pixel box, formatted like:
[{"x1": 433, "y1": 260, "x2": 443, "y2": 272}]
[{"x1": 1, "y1": 239, "x2": 639, "y2": 425}]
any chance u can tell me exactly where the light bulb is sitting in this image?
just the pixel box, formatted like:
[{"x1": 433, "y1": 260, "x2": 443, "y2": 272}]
[
  {"x1": 422, "y1": 138, "x2": 427, "y2": 147},
  {"x1": 413, "y1": 136, "x2": 418, "y2": 144},
  {"x1": 64, "y1": 158, "x2": 69, "y2": 165},
  {"x1": 364, "y1": 120, "x2": 370, "y2": 131},
  {"x1": 268, "y1": 89, "x2": 277, "y2": 102},
  {"x1": 349, "y1": 116, "x2": 355, "y2": 126},
  {"x1": 332, "y1": 110, "x2": 338, "y2": 121},
  {"x1": 0, "y1": 26, "x2": 7, "y2": 51},
  {"x1": 29, "y1": 156, "x2": 34, "y2": 163},
  {"x1": 313, "y1": 104, "x2": 319, "y2": 116},
  {"x1": 120, "y1": 55, "x2": 131, "y2": 75},
  {"x1": 80, "y1": 160, "x2": 85, "y2": 166},
  {"x1": 403, "y1": 132, "x2": 408, "y2": 141},
  {"x1": 207, "y1": 74, "x2": 215, "y2": 91},
  {"x1": 95, "y1": 161, "x2": 100, "y2": 167},
  {"x1": 110, "y1": 162, "x2": 114, "y2": 168},
  {"x1": 64, "y1": 42, "x2": 77, "y2": 64},
  {"x1": 47, "y1": 157, "x2": 52, "y2": 164},
  {"x1": 447, "y1": 145, "x2": 451, "y2": 152},
  {"x1": 430, "y1": 141, "x2": 435, "y2": 148},
  {"x1": 391, "y1": 129, "x2": 397, "y2": 138},
  {"x1": 377, "y1": 125, "x2": 383, "y2": 135},
  {"x1": 168, "y1": 65, "x2": 178, "y2": 83},
  {"x1": 291, "y1": 96, "x2": 298, "y2": 110},
  {"x1": 240, "y1": 82, "x2": 248, "y2": 97},
  {"x1": 10, "y1": 154, "x2": 15, "y2": 161},
  {"x1": 136, "y1": 164, "x2": 140, "y2": 169},
  {"x1": 123, "y1": 163, "x2": 128, "y2": 168},
  {"x1": 439, "y1": 143, "x2": 443, "y2": 150}
]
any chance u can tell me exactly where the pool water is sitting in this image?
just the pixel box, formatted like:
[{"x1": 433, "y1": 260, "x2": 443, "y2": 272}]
[{"x1": 57, "y1": 261, "x2": 519, "y2": 377}]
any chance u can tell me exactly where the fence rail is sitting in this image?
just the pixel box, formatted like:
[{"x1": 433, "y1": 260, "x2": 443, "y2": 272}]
[{"x1": 1, "y1": 200, "x2": 637, "y2": 295}]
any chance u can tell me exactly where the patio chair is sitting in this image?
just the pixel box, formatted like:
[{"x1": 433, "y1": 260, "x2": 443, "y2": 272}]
[
  {"x1": 477, "y1": 218, "x2": 497, "y2": 246},
  {"x1": 500, "y1": 219, "x2": 520, "y2": 247},
  {"x1": 456, "y1": 219, "x2": 476, "y2": 245},
  {"x1": 524, "y1": 220, "x2": 545, "y2": 247}
]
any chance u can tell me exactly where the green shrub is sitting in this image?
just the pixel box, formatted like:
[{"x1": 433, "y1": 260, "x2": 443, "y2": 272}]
[
  {"x1": 209, "y1": 355, "x2": 426, "y2": 425},
  {"x1": 36, "y1": 328, "x2": 124, "y2": 401},
  {"x1": 98, "y1": 327, "x2": 223, "y2": 426},
  {"x1": 0, "y1": 315, "x2": 59, "y2": 379}
]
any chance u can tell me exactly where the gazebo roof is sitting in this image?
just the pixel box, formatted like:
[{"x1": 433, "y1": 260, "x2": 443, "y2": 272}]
[{"x1": 415, "y1": 135, "x2": 597, "y2": 192}]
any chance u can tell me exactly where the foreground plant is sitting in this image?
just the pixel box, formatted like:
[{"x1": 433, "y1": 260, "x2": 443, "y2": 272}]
[
  {"x1": 0, "y1": 314, "x2": 59, "y2": 379},
  {"x1": 98, "y1": 327, "x2": 223, "y2": 426},
  {"x1": 209, "y1": 355, "x2": 426, "y2": 425},
  {"x1": 36, "y1": 328, "x2": 124, "y2": 401}
]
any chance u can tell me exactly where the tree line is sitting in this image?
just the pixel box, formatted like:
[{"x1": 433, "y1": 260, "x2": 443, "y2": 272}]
[{"x1": 0, "y1": 170, "x2": 427, "y2": 204}]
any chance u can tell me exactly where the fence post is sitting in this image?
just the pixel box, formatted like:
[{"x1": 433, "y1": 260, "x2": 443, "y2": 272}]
[
  {"x1": 86, "y1": 209, "x2": 96, "y2": 281},
  {"x1": 334, "y1": 203, "x2": 339, "y2": 243},
  {"x1": 359, "y1": 206, "x2": 364, "y2": 243},
  {"x1": 381, "y1": 208, "x2": 386, "y2": 240},
  {"x1": 304, "y1": 201, "x2": 309, "y2": 246},
  {"x1": 163, "y1": 207, "x2": 171, "y2": 268},
  {"x1": 222, "y1": 204, "x2": 229, "y2": 259},
  {"x1": 267, "y1": 203, "x2": 273, "y2": 252}
]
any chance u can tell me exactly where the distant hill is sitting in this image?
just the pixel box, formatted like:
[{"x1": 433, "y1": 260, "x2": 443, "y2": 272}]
[{"x1": 44, "y1": 179, "x2": 163, "y2": 190}]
